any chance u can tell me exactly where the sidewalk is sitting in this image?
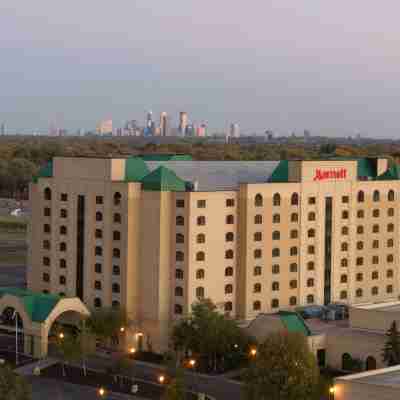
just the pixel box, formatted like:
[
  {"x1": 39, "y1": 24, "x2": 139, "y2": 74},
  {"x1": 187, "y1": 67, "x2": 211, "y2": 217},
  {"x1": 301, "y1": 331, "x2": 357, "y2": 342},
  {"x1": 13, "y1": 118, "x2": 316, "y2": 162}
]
[{"x1": 15, "y1": 357, "x2": 58, "y2": 376}]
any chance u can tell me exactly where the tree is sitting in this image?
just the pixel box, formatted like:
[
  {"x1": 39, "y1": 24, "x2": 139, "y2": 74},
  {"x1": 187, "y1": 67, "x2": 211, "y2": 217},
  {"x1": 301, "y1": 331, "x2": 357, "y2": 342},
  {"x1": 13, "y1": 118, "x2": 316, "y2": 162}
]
[
  {"x1": 243, "y1": 332, "x2": 320, "y2": 400},
  {"x1": 55, "y1": 334, "x2": 81, "y2": 377},
  {"x1": 163, "y1": 369, "x2": 186, "y2": 400},
  {"x1": 0, "y1": 364, "x2": 31, "y2": 400},
  {"x1": 76, "y1": 320, "x2": 95, "y2": 376},
  {"x1": 382, "y1": 321, "x2": 400, "y2": 366}
]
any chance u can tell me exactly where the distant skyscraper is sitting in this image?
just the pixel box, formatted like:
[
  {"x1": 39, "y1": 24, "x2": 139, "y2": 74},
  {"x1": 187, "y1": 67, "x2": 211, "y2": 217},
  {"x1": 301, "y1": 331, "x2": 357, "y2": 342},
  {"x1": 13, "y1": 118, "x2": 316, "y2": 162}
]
[
  {"x1": 96, "y1": 119, "x2": 113, "y2": 135},
  {"x1": 179, "y1": 112, "x2": 188, "y2": 136},
  {"x1": 145, "y1": 111, "x2": 155, "y2": 136},
  {"x1": 160, "y1": 112, "x2": 168, "y2": 137},
  {"x1": 124, "y1": 120, "x2": 139, "y2": 136},
  {"x1": 230, "y1": 123, "x2": 240, "y2": 138}
]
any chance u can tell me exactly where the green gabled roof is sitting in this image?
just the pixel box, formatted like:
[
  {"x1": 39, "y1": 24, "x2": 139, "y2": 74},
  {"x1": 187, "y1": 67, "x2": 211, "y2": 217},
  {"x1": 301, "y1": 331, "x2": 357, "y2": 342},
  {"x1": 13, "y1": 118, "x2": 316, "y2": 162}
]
[
  {"x1": 375, "y1": 164, "x2": 400, "y2": 181},
  {"x1": 269, "y1": 160, "x2": 289, "y2": 183},
  {"x1": 139, "y1": 154, "x2": 192, "y2": 161},
  {"x1": 0, "y1": 287, "x2": 61, "y2": 323},
  {"x1": 124, "y1": 156, "x2": 150, "y2": 182},
  {"x1": 279, "y1": 311, "x2": 311, "y2": 337},
  {"x1": 141, "y1": 166, "x2": 186, "y2": 192},
  {"x1": 32, "y1": 161, "x2": 53, "y2": 183}
]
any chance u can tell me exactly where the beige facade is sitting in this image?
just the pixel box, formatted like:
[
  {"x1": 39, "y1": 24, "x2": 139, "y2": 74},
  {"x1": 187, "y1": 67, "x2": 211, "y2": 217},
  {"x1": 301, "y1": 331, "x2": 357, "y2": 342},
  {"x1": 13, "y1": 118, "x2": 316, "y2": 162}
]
[{"x1": 28, "y1": 156, "x2": 400, "y2": 352}]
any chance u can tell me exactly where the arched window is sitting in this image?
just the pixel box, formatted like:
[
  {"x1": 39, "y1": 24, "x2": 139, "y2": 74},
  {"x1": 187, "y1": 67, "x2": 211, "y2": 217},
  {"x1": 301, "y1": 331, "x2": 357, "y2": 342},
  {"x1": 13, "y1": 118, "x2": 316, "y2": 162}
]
[
  {"x1": 226, "y1": 232, "x2": 234, "y2": 242},
  {"x1": 291, "y1": 193, "x2": 299, "y2": 206},
  {"x1": 340, "y1": 274, "x2": 348, "y2": 283},
  {"x1": 225, "y1": 250, "x2": 234, "y2": 259},
  {"x1": 342, "y1": 226, "x2": 349, "y2": 235},
  {"x1": 113, "y1": 231, "x2": 121, "y2": 241},
  {"x1": 112, "y1": 265, "x2": 120, "y2": 276},
  {"x1": 253, "y1": 301, "x2": 261, "y2": 311},
  {"x1": 59, "y1": 276, "x2": 66, "y2": 285},
  {"x1": 43, "y1": 272, "x2": 50, "y2": 282},
  {"x1": 254, "y1": 232, "x2": 262, "y2": 241},
  {"x1": 387, "y1": 269, "x2": 394, "y2": 278},
  {"x1": 272, "y1": 231, "x2": 280, "y2": 240},
  {"x1": 388, "y1": 190, "x2": 395, "y2": 202},
  {"x1": 43, "y1": 257, "x2": 50, "y2": 266},
  {"x1": 387, "y1": 285, "x2": 394, "y2": 293},
  {"x1": 95, "y1": 280, "x2": 103, "y2": 290},
  {"x1": 94, "y1": 298, "x2": 102, "y2": 308},
  {"x1": 176, "y1": 251, "x2": 184, "y2": 262},
  {"x1": 366, "y1": 356, "x2": 377, "y2": 371},
  {"x1": 255, "y1": 194, "x2": 263, "y2": 207},
  {"x1": 175, "y1": 269, "x2": 184, "y2": 280},
  {"x1": 272, "y1": 248, "x2": 280, "y2": 257},
  {"x1": 175, "y1": 287, "x2": 183, "y2": 297},
  {"x1": 388, "y1": 238, "x2": 394, "y2": 248},
  {"x1": 341, "y1": 243, "x2": 348, "y2": 251},
  {"x1": 273, "y1": 214, "x2": 281, "y2": 223},
  {"x1": 44, "y1": 187, "x2": 52, "y2": 201},
  {"x1": 174, "y1": 304, "x2": 183, "y2": 315},
  {"x1": 226, "y1": 215, "x2": 234, "y2": 224},
  {"x1": 225, "y1": 284, "x2": 233, "y2": 294},
  {"x1": 307, "y1": 294, "x2": 314, "y2": 304},
  {"x1": 357, "y1": 225, "x2": 364, "y2": 234},
  {"x1": 113, "y1": 248, "x2": 120, "y2": 258},
  {"x1": 112, "y1": 301, "x2": 120, "y2": 309},
  {"x1": 254, "y1": 266, "x2": 262, "y2": 276},
  {"x1": 271, "y1": 299, "x2": 279, "y2": 308},
  {"x1": 197, "y1": 234, "x2": 205, "y2": 244},
  {"x1": 356, "y1": 288, "x2": 363, "y2": 297},
  {"x1": 114, "y1": 213, "x2": 121, "y2": 224},
  {"x1": 373, "y1": 209, "x2": 379, "y2": 218},
  {"x1": 307, "y1": 278, "x2": 314, "y2": 287},
  {"x1": 340, "y1": 290, "x2": 347, "y2": 300},
  {"x1": 225, "y1": 302, "x2": 233, "y2": 312},
  {"x1": 290, "y1": 247, "x2": 298, "y2": 256},
  {"x1": 44, "y1": 224, "x2": 51, "y2": 234},
  {"x1": 373, "y1": 190, "x2": 380, "y2": 202},
  {"x1": 342, "y1": 211, "x2": 349, "y2": 219},
  {"x1": 196, "y1": 251, "x2": 205, "y2": 261},
  {"x1": 308, "y1": 229, "x2": 315, "y2": 238},
  {"x1": 96, "y1": 212, "x2": 103, "y2": 222},
  {"x1": 356, "y1": 273, "x2": 363, "y2": 281},
  {"x1": 196, "y1": 287, "x2": 205, "y2": 299},
  {"x1": 308, "y1": 212, "x2": 316, "y2": 221},
  {"x1": 176, "y1": 216, "x2": 184, "y2": 226},
  {"x1": 341, "y1": 258, "x2": 348, "y2": 267},
  {"x1": 356, "y1": 241, "x2": 363, "y2": 250},
  {"x1": 272, "y1": 264, "x2": 280, "y2": 274},
  {"x1": 60, "y1": 242, "x2": 67, "y2": 252},
  {"x1": 196, "y1": 269, "x2": 205, "y2": 279},
  {"x1": 114, "y1": 192, "x2": 122, "y2": 206},
  {"x1": 60, "y1": 259, "x2": 66, "y2": 269},
  {"x1": 225, "y1": 267, "x2": 233, "y2": 276},
  {"x1": 388, "y1": 208, "x2": 395, "y2": 217},
  {"x1": 197, "y1": 216, "x2": 206, "y2": 226},
  {"x1": 254, "y1": 283, "x2": 262, "y2": 293},
  {"x1": 254, "y1": 214, "x2": 263, "y2": 224},
  {"x1": 372, "y1": 286, "x2": 378, "y2": 296},
  {"x1": 176, "y1": 233, "x2": 184, "y2": 244},
  {"x1": 112, "y1": 283, "x2": 120, "y2": 293},
  {"x1": 290, "y1": 229, "x2": 298, "y2": 239},
  {"x1": 357, "y1": 191, "x2": 365, "y2": 203},
  {"x1": 95, "y1": 229, "x2": 102, "y2": 239},
  {"x1": 307, "y1": 261, "x2": 315, "y2": 270},
  {"x1": 44, "y1": 207, "x2": 51, "y2": 217},
  {"x1": 272, "y1": 282, "x2": 279, "y2": 291},
  {"x1": 290, "y1": 280, "x2": 297, "y2": 289},
  {"x1": 273, "y1": 193, "x2": 281, "y2": 206},
  {"x1": 291, "y1": 213, "x2": 298, "y2": 222},
  {"x1": 357, "y1": 210, "x2": 364, "y2": 219},
  {"x1": 388, "y1": 223, "x2": 394, "y2": 233},
  {"x1": 43, "y1": 240, "x2": 51, "y2": 250},
  {"x1": 290, "y1": 296, "x2": 297, "y2": 306},
  {"x1": 308, "y1": 245, "x2": 315, "y2": 254},
  {"x1": 290, "y1": 263, "x2": 298, "y2": 273},
  {"x1": 60, "y1": 226, "x2": 67, "y2": 235},
  {"x1": 254, "y1": 249, "x2": 262, "y2": 259},
  {"x1": 342, "y1": 353, "x2": 352, "y2": 370}
]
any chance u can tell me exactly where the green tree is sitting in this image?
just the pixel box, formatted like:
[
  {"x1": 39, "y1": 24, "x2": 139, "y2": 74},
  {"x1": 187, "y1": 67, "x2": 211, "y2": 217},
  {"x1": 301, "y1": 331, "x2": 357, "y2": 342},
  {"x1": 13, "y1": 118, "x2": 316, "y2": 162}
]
[
  {"x1": 382, "y1": 321, "x2": 400, "y2": 366},
  {"x1": 243, "y1": 332, "x2": 320, "y2": 400},
  {"x1": 163, "y1": 369, "x2": 186, "y2": 400},
  {"x1": 55, "y1": 334, "x2": 81, "y2": 377},
  {"x1": 0, "y1": 364, "x2": 31, "y2": 400}
]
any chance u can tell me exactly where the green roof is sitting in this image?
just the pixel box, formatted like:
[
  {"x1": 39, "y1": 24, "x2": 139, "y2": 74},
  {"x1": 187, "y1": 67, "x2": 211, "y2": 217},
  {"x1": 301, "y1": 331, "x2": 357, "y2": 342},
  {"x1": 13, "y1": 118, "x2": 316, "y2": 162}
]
[
  {"x1": 0, "y1": 287, "x2": 61, "y2": 323},
  {"x1": 279, "y1": 311, "x2": 311, "y2": 337},
  {"x1": 375, "y1": 164, "x2": 400, "y2": 181},
  {"x1": 139, "y1": 154, "x2": 192, "y2": 161},
  {"x1": 141, "y1": 166, "x2": 186, "y2": 192},
  {"x1": 32, "y1": 161, "x2": 53, "y2": 183},
  {"x1": 269, "y1": 160, "x2": 289, "y2": 183},
  {"x1": 357, "y1": 158, "x2": 377, "y2": 179},
  {"x1": 124, "y1": 156, "x2": 150, "y2": 182}
]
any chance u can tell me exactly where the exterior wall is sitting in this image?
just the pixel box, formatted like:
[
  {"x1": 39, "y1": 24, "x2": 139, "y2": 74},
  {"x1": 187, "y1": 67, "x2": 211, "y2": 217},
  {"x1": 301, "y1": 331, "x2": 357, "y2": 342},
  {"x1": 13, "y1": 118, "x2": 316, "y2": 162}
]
[
  {"x1": 334, "y1": 380, "x2": 399, "y2": 400},
  {"x1": 349, "y1": 306, "x2": 400, "y2": 333}
]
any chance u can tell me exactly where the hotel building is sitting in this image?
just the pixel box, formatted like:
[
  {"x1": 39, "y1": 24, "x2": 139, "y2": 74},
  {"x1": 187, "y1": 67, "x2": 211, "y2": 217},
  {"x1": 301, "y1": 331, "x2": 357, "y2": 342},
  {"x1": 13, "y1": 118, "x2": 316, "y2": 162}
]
[{"x1": 28, "y1": 155, "x2": 400, "y2": 352}]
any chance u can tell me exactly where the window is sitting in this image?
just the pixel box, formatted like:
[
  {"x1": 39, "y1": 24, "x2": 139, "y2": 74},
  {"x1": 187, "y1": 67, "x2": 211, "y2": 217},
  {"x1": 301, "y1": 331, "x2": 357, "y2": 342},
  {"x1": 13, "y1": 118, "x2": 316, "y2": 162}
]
[
  {"x1": 357, "y1": 210, "x2": 364, "y2": 218},
  {"x1": 43, "y1": 273, "x2": 50, "y2": 282},
  {"x1": 175, "y1": 287, "x2": 183, "y2": 297},
  {"x1": 307, "y1": 261, "x2": 315, "y2": 271},
  {"x1": 60, "y1": 259, "x2": 66, "y2": 269},
  {"x1": 307, "y1": 278, "x2": 314, "y2": 287},
  {"x1": 291, "y1": 193, "x2": 299, "y2": 206},
  {"x1": 174, "y1": 304, "x2": 183, "y2": 314},
  {"x1": 226, "y1": 232, "x2": 234, "y2": 242},
  {"x1": 225, "y1": 267, "x2": 234, "y2": 276},
  {"x1": 290, "y1": 229, "x2": 298, "y2": 239},
  {"x1": 225, "y1": 250, "x2": 234, "y2": 259},
  {"x1": 43, "y1": 257, "x2": 50, "y2": 266},
  {"x1": 96, "y1": 196, "x2": 103, "y2": 205},
  {"x1": 272, "y1": 282, "x2": 279, "y2": 291},
  {"x1": 388, "y1": 223, "x2": 394, "y2": 233},
  {"x1": 44, "y1": 224, "x2": 51, "y2": 234},
  {"x1": 196, "y1": 287, "x2": 205, "y2": 298},
  {"x1": 291, "y1": 213, "x2": 299, "y2": 223},
  {"x1": 308, "y1": 245, "x2": 315, "y2": 255},
  {"x1": 95, "y1": 211, "x2": 102, "y2": 222},
  {"x1": 59, "y1": 242, "x2": 66, "y2": 252},
  {"x1": 225, "y1": 284, "x2": 233, "y2": 294},
  {"x1": 94, "y1": 281, "x2": 102, "y2": 290},
  {"x1": 273, "y1": 193, "x2": 281, "y2": 206},
  {"x1": 357, "y1": 241, "x2": 363, "y2": 250},
  {"x1": 387, "y1": 269, "x2": 394, "y2": 278},
  {"x1": 341, "y1": 243, "x2": 348, "y2": 251},
  {"x1": 272, "y1": 231, "x2": 280, "y2": 240},
  {"x1": 373, "y1": 209, "x2": 379, "y2": 218},
  {"x1": 114, "y1": 192, "x2": 122, "y2": 206},
  {"x1": 290, "y1": 246, "x2": 298, "y2": 256},
  {"x1": 356, "y1": 288, "x2": 363, "y2": 297},
  {"x1": 94, "y1": 298, "x2": 102, "y2": 308},
  {"x1": 254, "y1": 194, "x2": 263, "y2": 207},
  {"x1": 340, "y1": 290, "x2": 347, "y2": 300},
  {"x1": 290, "y1": 296, "x2": 297, "y2": 306},
  {"x1": 176, "y1": 233, "x2": 184, "y2": 244},
  {"x1": 254, "y1": 215, "x2": 263, "y2": 224},
  {"x1": 340, "y1": 274, "x2": 348, "y2": 283},
  {"x1": 176, "y1": 199, "x2": 185, "y2": 208},
  {"x1": 356, "y1": 257, "x2": 364, "y2": 266},
  {"x1": 271, "y1": 299, "x2": 279, "y2": 308},
  {"x1": 253, "y1": 301, "x2": 261, "y2": 311},
  {"x1": 290, "y1": 280, "x2": 297, "y2": 289},
  {"x1": 273, "y1": 214, "x2": 280, "y2": 223},
  {"x1": 176, "y1": 216, "x2": 184, "y2": 226},
  {"x1": 308, "y1": 196, "x2": 316, "y2": 205},
  {"x1": 44, "y1": 207, "x2": 51, "y2": 217},
  {"x1": 341, "y1": 258, "x2": 348, "y2": 267},
  {"x1": 226, "y1": 199, "x2": 235, "y2": 207},
  {"x1": 59, "y1": 276, "x2": 66, "y2": 285},
  {"x1": 373, "y1": 190, "x2": 380, "y2": 202},
  {"x1": 44, "y1": 187, "x2": 52, "y2": 201},
  {"x1": 176, "y1": 269, "x2": 184, "y2": 280},
  {"x1": 342, "y1": 211, "x2": 349, "y2": 219},
  {"x1": 372, "y1": 255, "x2": 379, "y2": 264},
  {"x1": 356, "y1": 273, "x2": 363, "y2": 282},
  {"x1": 197, "y1": 216, "x2": 206, "y2": 226},
  {"x1": 60, "y1": 209, "x2": 68, "y2": 218},
  {"x1": 373, "y1": 224, "x2": 379, "y2": 233},
  {"x1": 176, "y1": 251, "x2": 184, "y2": 262},
  {"x1": 307, "y1": 295, "x2": 314, "y2": 304},
  {"x1": 342, "y1": 196, "x2": 349, "y2": 204},
  {"x1": 308, "y1": 212, "x2": 316, "y2": 221},
  {"x1": 114, "y1": 213, "x2": 121, "y2": 224},
  {"x1": 272, "y1": 248, "x2": 280, "y2": 258},
  {"x1": 225, "y1": 302, "x2": 233, "y2": 312},
  {"x1": 196, "y1": 269, "x2": 205, "y2": 279},
  {"x1": 372, "y1": 286, "x2": 379, "y2": 296},
  {"x1": 112, "y1": 283, "x2": 120, "y2": 293},
  {"x1": 388, "y1": 239, "x2": 394, "y2": 248},
  {"x1": 254, "y1": 232, "x2": 262, "y2": 242},
  {"x1": 197, "y1": 233, "x2": 206, "y2": 243},
  {"x1": 308, "y1": 228, "x2": 315, "y2": 238},
  {"x1": 113, "y1": 248, "x2": 120, "y2": 258},
  {"x1": 254, "y1": 266, "x2": 262, "y2": 276},
  {"x1": 95, "y1": 246, "x2": 102, "y2": 256},
  {"x1": 197, "y1": 200, "x2": 206, "y2": 208},
  {"x1": 357, "y1": 226, "x2": 364, "y2": 234},
  {"x1": 290, "y1": 263, "x2": 298, "y2": 273},
  {"x1": 113, "y1": 265, "x2": 120, "y2": 275},
  {"x1": 387, "y1": 254, "x2": 394, "y2": 263},
  {"x1": 95, "y1": 263, "x2": 102, "y2": 273},
  {"x1": 387, "y1": 285, "x2": 394, "y2": 294},
  {"x1": 272, "y1": 264, "x2": 280, "y2": 274},
  {"x1": 372, "y1": 240, "x2": 379, "y2": 249},
  {"x1": 254, "y1": 249, "x2": 262, "y2": 259},
  {"x1": 388, "y1": 208, "x2": 395, "y2": 217},
  {"x1": 357, "y1": 191, "x2": 364, "y2": 203},
  {"x1": 342, "y1": 226, "x2": 349, "y2": 235},
  {"x1": 388, "y1": 190, "x2": 395, "y2": 202}
]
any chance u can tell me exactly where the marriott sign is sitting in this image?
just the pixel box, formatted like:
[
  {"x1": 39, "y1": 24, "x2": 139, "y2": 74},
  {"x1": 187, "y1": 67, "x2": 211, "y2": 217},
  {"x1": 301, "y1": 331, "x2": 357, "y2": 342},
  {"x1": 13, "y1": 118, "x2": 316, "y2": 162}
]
[{"x1": 313, "y1": 168, "x2": 347, "y2": 181}]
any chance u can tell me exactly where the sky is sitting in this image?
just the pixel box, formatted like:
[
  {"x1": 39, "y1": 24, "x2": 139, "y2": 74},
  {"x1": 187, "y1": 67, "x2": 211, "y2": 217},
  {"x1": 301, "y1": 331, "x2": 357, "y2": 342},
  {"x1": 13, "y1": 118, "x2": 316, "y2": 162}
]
[{"x1": 1, "y1": 1, "x2": 400, "y2": 137}]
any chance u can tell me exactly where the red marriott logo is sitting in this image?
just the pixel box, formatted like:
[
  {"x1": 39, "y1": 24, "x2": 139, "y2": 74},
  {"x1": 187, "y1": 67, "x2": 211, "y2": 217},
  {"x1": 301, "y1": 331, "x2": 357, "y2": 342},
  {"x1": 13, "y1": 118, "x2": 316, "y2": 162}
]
[{"x1": 313, "y1": 168, "x2": 347, "y2": 181}]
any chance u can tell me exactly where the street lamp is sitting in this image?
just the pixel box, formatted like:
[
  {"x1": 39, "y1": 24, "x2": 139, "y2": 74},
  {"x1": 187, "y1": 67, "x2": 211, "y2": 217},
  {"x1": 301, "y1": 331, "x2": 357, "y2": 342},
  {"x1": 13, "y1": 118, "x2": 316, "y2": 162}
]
[
  {"x1": 59, "y1": 332, "x2": 65, "y2": 340},
  {"x1": 12, "y1": 311, "x2": 18, "y2": 366},
  {"x1": 250, "y1": 348, "x2": 257, "y2": 357},
  {"x1": 98, "y1": 387, "x2": 106, "y2": 397},
  {"x1": 188, "y1": 359, "x2": 196, "y2": 368},
  {"x1": 120, "y1": 327, "x2": 125, "y2": 333},
  {"x1": 129, "y1": 347, "x2": 136, "y2": 355},
  {"x1": 158, "y1": 375, "x2": 165, "y2": 384},
  {"x1": 329, "y1": 386, "x2": 336, "y2": 399}
]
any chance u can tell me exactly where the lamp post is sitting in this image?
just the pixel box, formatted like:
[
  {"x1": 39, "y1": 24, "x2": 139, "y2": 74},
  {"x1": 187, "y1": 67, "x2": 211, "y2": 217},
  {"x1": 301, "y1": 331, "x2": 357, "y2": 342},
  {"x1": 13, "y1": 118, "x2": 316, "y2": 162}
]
[
  {"x1": 98, "y1": 387, "x2": 106, "y2": 397},
  {"x1": 12, "y1": 311, "x2": 18, "y2": 366},
  {"x1": 250, "y1": 348, "x2": 257, "y2": 358},
  {"x1": 329, "y1": 386, "x2": 336, "y2": 400},
  {"x1": 158, "y1": 374, "x2": 165, "y2": 384}
]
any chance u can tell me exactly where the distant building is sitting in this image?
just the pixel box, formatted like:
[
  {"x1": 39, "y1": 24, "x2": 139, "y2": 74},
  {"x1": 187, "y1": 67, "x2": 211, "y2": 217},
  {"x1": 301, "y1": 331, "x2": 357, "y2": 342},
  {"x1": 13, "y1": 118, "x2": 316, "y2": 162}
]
[
  {"x1": 0, "y1": 123, "x2": 5, "y2": 135},
  {"x1": 185, "y1": 124, "x2": 195, "y2": 137},
  {"x1": 196, "y1": 124, "x2": 207, "y2": 137},
  {"x1": 230, "y1": 123, "x2": 240, "y2": 138},
  {"x1": 160, "y1": 112, "x2": 168, "y2": 137},
  {"x1": 96, "y1": 119, "x2": 113, "y2": 135},
  {"x1": 179, "y1": 112, "x2": 188, "y2": 136},
  {"x1": 124, "y1": 120, "x2": 139, "y2": 136}
]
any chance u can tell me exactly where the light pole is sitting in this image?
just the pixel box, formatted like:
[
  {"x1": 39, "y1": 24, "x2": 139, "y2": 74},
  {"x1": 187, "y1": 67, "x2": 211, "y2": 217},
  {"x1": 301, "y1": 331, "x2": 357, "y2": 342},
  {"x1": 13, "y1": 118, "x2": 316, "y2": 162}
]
[
  {"x1": 329, "y1": 386, "x2": 336, "y2": 400},
  {"x1": 12, "y1": 311, "x2": 18, "y2": 366}
]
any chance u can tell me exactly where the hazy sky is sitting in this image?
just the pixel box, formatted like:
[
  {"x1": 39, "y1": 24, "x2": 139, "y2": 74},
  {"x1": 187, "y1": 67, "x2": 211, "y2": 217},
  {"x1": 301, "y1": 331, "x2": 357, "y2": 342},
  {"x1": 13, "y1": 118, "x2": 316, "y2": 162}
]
[{"x1": 1, "y1": 1, "x2": 400, "y2": 136}]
